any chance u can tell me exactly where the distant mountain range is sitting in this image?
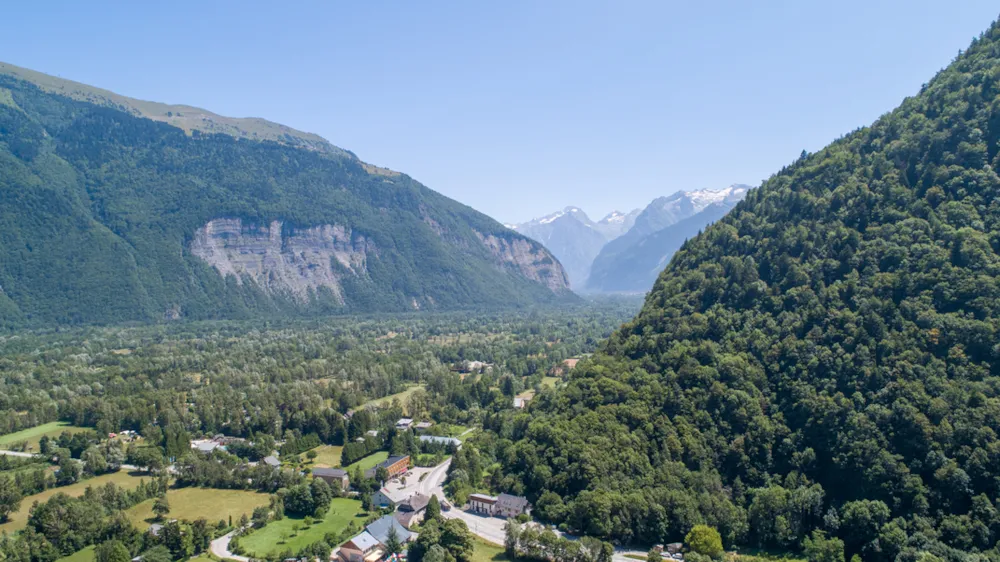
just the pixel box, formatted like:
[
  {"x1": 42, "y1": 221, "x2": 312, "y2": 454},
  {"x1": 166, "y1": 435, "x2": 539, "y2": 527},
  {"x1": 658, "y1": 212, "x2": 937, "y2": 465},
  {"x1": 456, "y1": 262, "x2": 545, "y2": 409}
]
[
  {"x1": 507, "y1": 208, "x2": 639, "y2": 288},
  {"x1": 510, "y1": 185, "x2": 750, "y2": 293}
]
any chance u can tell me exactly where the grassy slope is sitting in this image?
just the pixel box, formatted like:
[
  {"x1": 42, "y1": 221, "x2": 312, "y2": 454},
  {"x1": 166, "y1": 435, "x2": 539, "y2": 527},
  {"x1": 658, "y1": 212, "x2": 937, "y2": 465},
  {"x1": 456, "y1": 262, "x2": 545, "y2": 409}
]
[
  {"x1": 127, "y1": 488, "x2": 270, "y2": 528},
  {"x1": 238, "y1": 498, "x2": 363, "y2": 557},
  {"x1": 363, "y1": 385, "x2": 426, "y2": 412},
  {"x1": 309, "y1": 445, "x2": 345, "y2": 468},
  {"x1": 471, "y1": 537, "x2": 510, "y2": 562},
  {"x1": 56, "y1": 546, "x2": 95, "y2": 562},
  {"x1": 0, "y1": 471, "x2": 149, "y2": 534},
  {"x1": 0, "y1": 421, "x2": 89, "y2": 451},
  {"x1": 344, "y1": 451, "x2": 389, "y2": 472}
]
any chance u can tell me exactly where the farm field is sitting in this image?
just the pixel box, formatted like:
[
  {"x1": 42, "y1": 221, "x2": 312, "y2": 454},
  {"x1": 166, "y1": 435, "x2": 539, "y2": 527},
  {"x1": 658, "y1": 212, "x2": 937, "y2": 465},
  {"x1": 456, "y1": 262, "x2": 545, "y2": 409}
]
[
  {"x1": 344, "y1": 451, "x2": 389, "y2": 472},
  {"x1": 0, "y1": 421, "x2": 90, "y2": 452},
  {"x1": 126, "y1": 487, "x2": 270, "y2": 529},
  {"x1": 0, "y1": 471, "x2": 149, "y2": 534},
  {"x1": 238, "y1": 498, "x2": 364, "y2": 557}
]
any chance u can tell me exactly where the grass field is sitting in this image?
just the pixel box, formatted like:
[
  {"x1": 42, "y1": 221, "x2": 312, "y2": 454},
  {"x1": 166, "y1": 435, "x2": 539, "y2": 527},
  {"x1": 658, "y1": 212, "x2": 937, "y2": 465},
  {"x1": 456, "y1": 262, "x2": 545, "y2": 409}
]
[
  {"x1": 238, "y1": 498, "x2": 364, "y2": 557},
  {"x1": 309, "y1": 445, "x2": 344, "y2": 468},
  {"x1": 363, "y1": 384, "x2": 426, "y2": 411},
  {"x1": 0, "y1": 421, "x2": 90, "y2": 452},
  {"x1": 0, "y1": 471, "x2": 149, "y2": 535},
  {"x1": 56, "y1": 546, "x2": 95, "y2": 562},
  {"x1": 427, "y1": 424, "x2": 469, "y2": 438},
  {"x1": 471, "y1": 537, "x2": 510, "y2": 562},
  {"x1": 344, "y1": 451, "x2": 389, "y2": 472},
  {"x1": 127, "y1": 487, "x2": 270, "y2": 529}
]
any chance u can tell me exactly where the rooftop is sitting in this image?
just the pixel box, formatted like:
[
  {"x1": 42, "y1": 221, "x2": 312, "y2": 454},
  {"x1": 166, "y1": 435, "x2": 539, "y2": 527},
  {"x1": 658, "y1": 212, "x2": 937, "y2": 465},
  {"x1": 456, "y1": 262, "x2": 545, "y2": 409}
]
[
  {"x1": 313, "y1": 467, "x2": 348, "y2": 478},
  {"x1": 345, "y1": 531, "x2": 380, "y2": 552},
  {"x1": 366, "y1": 514, "x2": 413, "y2": 544}
]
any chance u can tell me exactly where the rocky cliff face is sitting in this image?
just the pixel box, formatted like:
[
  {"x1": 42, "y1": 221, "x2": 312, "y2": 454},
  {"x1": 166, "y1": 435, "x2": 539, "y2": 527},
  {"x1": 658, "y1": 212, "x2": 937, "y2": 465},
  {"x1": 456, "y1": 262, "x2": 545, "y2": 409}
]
[
  {"x1": 191, "y1": 218, "x2": 374, "y2": 303},
  {"x1": 475, "y1": 231, "x2": 570, "y2": 292}
]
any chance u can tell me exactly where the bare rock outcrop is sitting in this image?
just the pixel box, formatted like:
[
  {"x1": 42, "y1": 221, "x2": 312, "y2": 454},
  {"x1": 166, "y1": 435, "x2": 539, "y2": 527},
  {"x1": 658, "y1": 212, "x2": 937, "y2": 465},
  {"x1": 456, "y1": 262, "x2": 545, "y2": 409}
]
[
  {"x1": 475, "y1": 231, "x2": 570, "y2": 292},
  {"x1": 191, "y1": 218, "x2": 373, "y2": 303}
]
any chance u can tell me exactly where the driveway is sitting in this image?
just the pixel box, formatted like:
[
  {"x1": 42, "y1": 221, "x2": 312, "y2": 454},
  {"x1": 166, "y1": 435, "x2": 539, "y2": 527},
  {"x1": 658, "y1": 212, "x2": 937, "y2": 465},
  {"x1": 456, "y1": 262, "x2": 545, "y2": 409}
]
[{"x1": 210, "y1": 530, "x2": 249, "y2": 562}]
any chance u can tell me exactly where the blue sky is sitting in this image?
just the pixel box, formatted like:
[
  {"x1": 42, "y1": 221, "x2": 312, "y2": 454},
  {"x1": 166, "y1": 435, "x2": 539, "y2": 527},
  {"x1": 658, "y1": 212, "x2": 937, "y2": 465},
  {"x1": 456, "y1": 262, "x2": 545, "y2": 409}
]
[{"x1": 2, "y1": 2, "x2": 998, "y2": 223}]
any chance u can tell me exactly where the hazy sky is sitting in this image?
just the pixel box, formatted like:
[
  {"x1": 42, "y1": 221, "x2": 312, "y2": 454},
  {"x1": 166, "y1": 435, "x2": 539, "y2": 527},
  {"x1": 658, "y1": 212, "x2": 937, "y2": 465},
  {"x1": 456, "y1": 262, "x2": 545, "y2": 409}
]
[{"x1": 2, "y1": 2, "x2": 998, "y2": 223}]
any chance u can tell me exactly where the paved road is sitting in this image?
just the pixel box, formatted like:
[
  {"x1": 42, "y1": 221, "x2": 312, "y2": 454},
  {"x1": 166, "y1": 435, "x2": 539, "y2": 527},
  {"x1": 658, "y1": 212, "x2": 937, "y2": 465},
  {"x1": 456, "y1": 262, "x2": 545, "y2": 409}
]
[{"x1": 210, "y1": 530, "x2": 249, "y2": 562}]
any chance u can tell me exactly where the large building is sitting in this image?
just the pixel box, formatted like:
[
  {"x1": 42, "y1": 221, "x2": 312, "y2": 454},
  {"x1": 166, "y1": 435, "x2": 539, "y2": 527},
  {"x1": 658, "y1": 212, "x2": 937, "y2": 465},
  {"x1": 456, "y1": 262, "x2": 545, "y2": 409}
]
[
  {"x1": 467, "y1": 493, "x2": 530, "y2": 517},
  {"x1": 364, "y1": 455, "x2": 410, "y2": 480}
]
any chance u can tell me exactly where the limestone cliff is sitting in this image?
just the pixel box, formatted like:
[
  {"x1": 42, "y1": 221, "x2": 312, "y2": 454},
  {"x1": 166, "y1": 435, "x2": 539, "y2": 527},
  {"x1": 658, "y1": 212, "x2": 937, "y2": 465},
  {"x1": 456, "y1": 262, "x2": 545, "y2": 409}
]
[
  {"x1": 475, "y1": 231, "x2": 570, "y2": 292},
  {"x1": 191, "y1": 218, "x2": 374, "y2": 303}
]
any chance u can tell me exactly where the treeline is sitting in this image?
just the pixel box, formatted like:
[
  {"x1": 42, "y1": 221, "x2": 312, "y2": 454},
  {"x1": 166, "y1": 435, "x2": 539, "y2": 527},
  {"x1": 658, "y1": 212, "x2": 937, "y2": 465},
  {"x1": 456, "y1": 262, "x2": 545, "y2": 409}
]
[{"x1": 0, "y1": 478, "x2": 170, "y2": 562}]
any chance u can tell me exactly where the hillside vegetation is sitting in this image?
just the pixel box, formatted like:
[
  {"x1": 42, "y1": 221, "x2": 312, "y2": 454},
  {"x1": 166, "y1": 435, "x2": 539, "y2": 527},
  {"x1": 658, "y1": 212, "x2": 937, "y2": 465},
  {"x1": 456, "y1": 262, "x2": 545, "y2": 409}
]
[
  {"x1": 492, "y1": 20, "x2": 1000, "y2": 562},
  {"x1": 0, "y1": 69, "x2": 570, "y2": 326}
]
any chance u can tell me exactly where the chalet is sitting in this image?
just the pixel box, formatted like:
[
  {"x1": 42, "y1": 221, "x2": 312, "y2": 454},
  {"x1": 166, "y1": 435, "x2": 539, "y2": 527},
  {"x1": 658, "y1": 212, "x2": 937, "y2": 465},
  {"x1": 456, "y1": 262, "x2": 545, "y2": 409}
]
[
  {"x1": 313, "y1": 467, "x2": 350, "y2": 490},
  {"x1": 364, "y1": 455, "x2": 410, "y2": 479},
  {"x1": 365, "y1": 430, "x2": 380, "y2": 438},
  {"x1": 513, "y1": 397, "x2": 530, "y2": 409},
  {"x1": 395, "y1": 418, "x2": 414, "y2": 430},
  {"x1": 263, "y1": 456, "x2": 281, "y2": 468},
  {"x1": 468, "y1": 493, "x2": 498, "y2": 514},
  {"x1": 339, "y1": 531, "x2": 381, "y2": 562},
  {"x1": 395, "y1": 493, "x2": 431, "y2": 528},
  {"x1": 496, "y1": 493, "x2": 530, "y2": 517},
  {"x1": 415, "y1": 421, "x2": 434, "y2": 432}
]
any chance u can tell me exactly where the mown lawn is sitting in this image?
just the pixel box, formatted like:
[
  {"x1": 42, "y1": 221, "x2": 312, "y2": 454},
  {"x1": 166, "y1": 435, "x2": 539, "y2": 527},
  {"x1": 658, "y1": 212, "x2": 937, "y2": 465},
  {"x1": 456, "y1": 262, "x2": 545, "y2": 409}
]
[
  {"x1": 0, "y1": 471, "x2": 149, "y2": 535},
  {"x1": 127, "y1": 487, "x2": 270, "y2": 529},
  {"x1": 238, "y1": 498, "x2": 364, "y2": 557},
  {"x1": 308, "y1": 445, "x2": 344, "y2": 468},
  {"x1": 344, "y1": 451, "x2": 389, "y2": 472},
  {"x1": 0, "y1": 421, "x2": 90, "y2": 452},
  {"x1": 471, "y1": 537, "x2": 510, "y2": 562},
  {"x1": 56, "y1": 546, "x2": 95, "y2": 562}
]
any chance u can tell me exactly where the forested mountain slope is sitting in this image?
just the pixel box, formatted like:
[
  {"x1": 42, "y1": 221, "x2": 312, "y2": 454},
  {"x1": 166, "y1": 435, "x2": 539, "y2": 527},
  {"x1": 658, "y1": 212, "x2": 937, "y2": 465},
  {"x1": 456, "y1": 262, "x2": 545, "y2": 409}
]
[
  {"x1": 0, "y1": 68, "x2": 571, "y2": 326},
  {"x1": 493, "y1": 21, "x2": 1000, "y2": 561}
]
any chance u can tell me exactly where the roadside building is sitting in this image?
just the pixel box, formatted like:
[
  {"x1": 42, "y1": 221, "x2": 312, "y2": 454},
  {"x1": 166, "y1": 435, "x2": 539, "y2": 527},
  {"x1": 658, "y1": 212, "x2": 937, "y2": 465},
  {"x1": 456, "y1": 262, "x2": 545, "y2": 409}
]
[
  {"x1": 468, "y1": 493, "x2": 498, "y2": 515},
  {"x1": 496, "y1": 493, "x2": 530, "y2": 517}
]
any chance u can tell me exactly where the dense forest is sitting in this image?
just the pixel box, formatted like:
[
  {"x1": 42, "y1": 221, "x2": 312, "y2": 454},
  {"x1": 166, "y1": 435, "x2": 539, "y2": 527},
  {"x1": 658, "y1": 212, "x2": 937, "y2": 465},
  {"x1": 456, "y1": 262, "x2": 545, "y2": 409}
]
[
  {"x1": 0, "y1": 71, "x2": 570, "y2": 327},
  {"x1": 486, "y1": 19, "x2": 1000, "y2": 562}
]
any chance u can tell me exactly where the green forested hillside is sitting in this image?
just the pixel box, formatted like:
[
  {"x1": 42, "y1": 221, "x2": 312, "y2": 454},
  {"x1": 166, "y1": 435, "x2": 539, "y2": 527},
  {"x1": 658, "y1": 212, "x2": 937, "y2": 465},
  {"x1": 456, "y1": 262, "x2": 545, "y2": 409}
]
[
  {"x1": 0, "y1": 70, "x2": 571, "y2": 326},
  {"x1": 492, "y1": 20, "x2": 1000, "y2": 561}
]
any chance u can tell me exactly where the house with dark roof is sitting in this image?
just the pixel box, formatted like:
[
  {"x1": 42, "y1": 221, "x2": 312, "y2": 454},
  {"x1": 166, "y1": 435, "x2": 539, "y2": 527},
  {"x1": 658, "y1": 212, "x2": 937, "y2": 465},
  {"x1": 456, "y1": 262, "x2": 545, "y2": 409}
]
[
  {"x1": 496, "y1": 493, "x2": 530, "y2": 517},
  {"x1": 312, "y1": 467, "x2": 350, "y2": 490}
]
